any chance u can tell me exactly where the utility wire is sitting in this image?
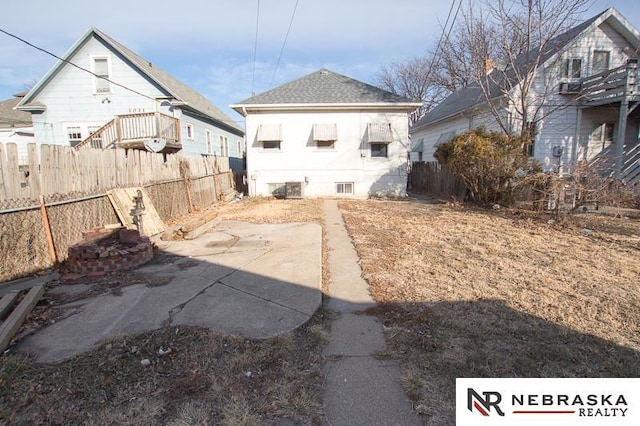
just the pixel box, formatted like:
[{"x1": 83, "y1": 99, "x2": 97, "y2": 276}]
[
  {"x1": 271, "y1": 0, "x2": 300, "y2": 85},
  {"x1": 0, "y1": 28, "x2": 157, "y2": 103},
  {"x1": 424, "y1": 0, "x2": 463, "y2": 84},
  {"x1": 0, "y1": 27, "x2": 244, "y2": 126},
  {"x1": 251, "y1": 0, "x2": 261, "y2": 97}
]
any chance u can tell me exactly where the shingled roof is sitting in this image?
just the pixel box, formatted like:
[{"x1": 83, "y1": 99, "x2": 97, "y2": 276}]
[
  {"x1": 0, "y1": 95, "x2": 32, "y2": 129},
  {"x1": 18, "y1": 27, "x2": 243, "y2": 135},
  {"x1": 412, "y1": 7, "x2": 632, "y2": 130},
  {"x1": 232, "y1": 69, "x2": 420, "y2": 112}
]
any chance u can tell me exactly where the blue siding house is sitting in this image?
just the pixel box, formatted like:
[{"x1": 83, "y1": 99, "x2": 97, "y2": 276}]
[{"x1": 16, "y1": 27, "x2": 245, "y2": 170}]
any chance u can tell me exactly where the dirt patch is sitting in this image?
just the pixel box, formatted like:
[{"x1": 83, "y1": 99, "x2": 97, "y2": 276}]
[
  {"x1": 340, "y1": 199, "x2": 640, "y2": 425},
  {"x1": 216, "y1": 197, "x2": 324, "y2": 224}
]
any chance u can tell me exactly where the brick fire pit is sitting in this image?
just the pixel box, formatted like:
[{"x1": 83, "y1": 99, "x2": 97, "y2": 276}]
[{"x1": 67, "y1": 226, "x2": 154, "y2": 274}]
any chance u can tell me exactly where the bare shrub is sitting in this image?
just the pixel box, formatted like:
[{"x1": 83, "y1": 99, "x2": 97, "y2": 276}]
[{"x1": 434, "y1": 127, "x2": 537, "y2": 204}]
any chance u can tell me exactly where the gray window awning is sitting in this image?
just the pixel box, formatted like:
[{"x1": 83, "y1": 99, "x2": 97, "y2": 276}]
[
  {"x1": 436, "y1": 131, "x2": 456, "y2": 145},
  {"x1": 257, "y1": 124, "x2": 282, "y2": 141},
  {"x1": 313, "y1": 123, "x2": 338, "y2": 141},
  {"x1": 367, "y1": 122, "x2": 393, "y2": 143}
]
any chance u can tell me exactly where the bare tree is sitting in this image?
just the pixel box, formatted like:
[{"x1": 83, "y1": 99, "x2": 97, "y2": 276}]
[
  {"x1": 376, "y1": 54, "x2": 451, "y2": 119},
  {"x1": 456, "y1": 0, "x2": 592, "y2": 139}
]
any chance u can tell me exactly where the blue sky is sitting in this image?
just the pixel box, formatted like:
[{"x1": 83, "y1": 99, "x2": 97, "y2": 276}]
[{"x1": 1, "y1": 0, "x2": 638, "y2": 124}]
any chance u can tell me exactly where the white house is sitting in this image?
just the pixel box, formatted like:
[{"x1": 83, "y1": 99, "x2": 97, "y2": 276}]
[
  {"x1": 411, "y1": 8, "x2": 640, "y2": 184},
  {"x1": 15, "y1": 27, "x2": 245, "y2": 170},
  {"x1": 231, "y1": 69, "x2": 421, "y2": 198},
  {"x1": 0, "y1": 92, "x2": 34, "y2": 164}
]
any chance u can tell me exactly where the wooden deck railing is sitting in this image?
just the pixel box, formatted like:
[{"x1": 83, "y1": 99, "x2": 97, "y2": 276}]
[
  {"x1": 75, "y1": 112, "x2": 180, "y2": 150},
  {"x1": 579, "y1": 60, "x2": 638, "y2": 106}
]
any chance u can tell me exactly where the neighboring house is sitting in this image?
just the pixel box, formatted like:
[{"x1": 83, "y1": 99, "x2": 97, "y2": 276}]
[
  {"x1": 411, "y1": 8, "x2": 640, "y2": 184},
  {"x1": 15, "y1": 27, "x2": 245, "y2": 170},
  {"x1": 0, "y1": 92, "x2": 34, "y2": 164},
  {"x1": 231, "y1": 69, "x2": 421, "y2": 198}
]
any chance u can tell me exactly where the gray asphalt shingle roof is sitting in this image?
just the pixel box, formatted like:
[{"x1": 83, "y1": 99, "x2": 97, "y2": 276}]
[
  {"x1": 234, "y1": 69, "x2": 418, "y2": 106},
  {"x1": 412, "y1": 9, "x2": 607, "y2": 130},
  {"x1": 0, "y1": 96, "x2": 32, "y2": 129}
]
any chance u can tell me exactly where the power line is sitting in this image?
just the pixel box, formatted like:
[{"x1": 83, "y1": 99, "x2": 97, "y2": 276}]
[
  {"x1": 0, "y1": 28, "x2": 157, "y2": 103},
  {"x1": 424, "y1": 0, "x2": 463, "y2": 84},
  {"x1": 271, "y1": 0, "x2": 300, "y2": 85},
  {"x1": 0, "y1": 27, "x2": 244, "y2": 126},
  {"x1": 251, "y1": 0, "x2": 261, "y2": 97}
]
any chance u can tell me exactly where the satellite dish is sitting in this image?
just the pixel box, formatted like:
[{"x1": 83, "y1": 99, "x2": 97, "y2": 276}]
[{"x1": 144, "y1": 138, "x2": 166, "y2": 152}]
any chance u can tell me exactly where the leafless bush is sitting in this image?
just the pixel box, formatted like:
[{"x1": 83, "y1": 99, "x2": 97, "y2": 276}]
[{"x1": 514, "y1": 162, "x2": 639, "y2": 216}]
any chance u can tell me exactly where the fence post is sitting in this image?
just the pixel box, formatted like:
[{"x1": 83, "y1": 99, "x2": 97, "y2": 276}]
[{"x1": 39, "y1": 195, "x2": 57, "y2": 264}]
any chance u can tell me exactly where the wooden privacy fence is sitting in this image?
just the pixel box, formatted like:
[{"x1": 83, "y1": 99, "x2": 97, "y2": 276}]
[
  {"x1": 409, "y1": 161, "x2": 467, "y2": 199},
  {"x1": 0, "y1": 143, "x2": 235, "y2": 282}
]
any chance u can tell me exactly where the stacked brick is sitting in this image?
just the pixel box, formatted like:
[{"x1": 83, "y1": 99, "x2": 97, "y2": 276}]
[{"x1": 67, "y1": 227, "x2": 153, "y2": 274}]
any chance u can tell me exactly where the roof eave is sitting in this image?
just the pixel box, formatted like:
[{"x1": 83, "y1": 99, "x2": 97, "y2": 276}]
[
  {"x1": 231, "y1": 102, "x2": 422, "y2": 115},
  {"x1": 15, "y1": 104, "x2": 46, "y2": 113}
]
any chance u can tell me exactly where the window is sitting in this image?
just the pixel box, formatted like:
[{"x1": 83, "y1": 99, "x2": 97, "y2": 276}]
[
  {"x1": 92, "y1": 57, "x2": 111, "y2": 93},
  {"x1": 590, "y1": 122, "x2": 615, "y2": 151},
  {"x1": 263, "y1": 141, "x2": 281, "y2": 150},
  {"x1": 336, "y1": 182, "x2": 354, "y2": 195},
  {"x1": 561, "y1": 58, "x2": 582, "y2": 79},
  {"x1": 186, "y1": 123, "x2": 194, "y2": 139},
  {"x1": 219, "y1": 135, "x2": 229, "y2": 156},
  {"x1": 523, "y1": 121, "x2": 536, "y2": 157},
  {"x1": 316, "y1": 140, "x2": 335, "y2": 149},
  {"x1": 237, "y1": 140, "x2": 243, "y2": 156},
  {"x1": 370, "y1": 143, "x2": 388, "y2": 158},
  {"x1": 593, "y1": 50, "x2": 610, "y2": 74},
  {"x1": 313, "y1": 123, "x2": 337, "y2": 149},
  {"x1": 67, "y1": 126, "x2": 82, "y2": 147},
  {"x1": 206, "y1": 130, "x2": 213, "y2": 154}
]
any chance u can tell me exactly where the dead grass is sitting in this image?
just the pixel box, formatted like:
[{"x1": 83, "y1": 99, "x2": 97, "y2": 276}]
[
  {"x1": 216, "y1": 197, "x2": 324, "y2": 224},
  {"x1": 340, "y1": 199, "x2": 640, "y2": 425},
  {"x1": 0, "y1": 310, "x2": 330, "y2": 425},
  {"x1": 1, "y1": 197, "x2": 329, "y2": 425}
]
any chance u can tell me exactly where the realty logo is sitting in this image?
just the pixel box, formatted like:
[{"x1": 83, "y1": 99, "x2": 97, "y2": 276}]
[{"x1": 467, "y1": 388, "x2": 505, "y2": 417}]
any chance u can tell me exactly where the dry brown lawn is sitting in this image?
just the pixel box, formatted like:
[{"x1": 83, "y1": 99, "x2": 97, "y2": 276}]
[
  {"x1": 340, "y1": 199, "x2": 640, "y2": 425},
  {"x1": 0, "y1": 198, "x2": 328, "y2": 425}
]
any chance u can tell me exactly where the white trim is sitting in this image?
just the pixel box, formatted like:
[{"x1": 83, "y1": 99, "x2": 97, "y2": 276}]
[
  {"x1": 205, "y1": 129, "x2": 213, "y2": 154},
  {"x1": 186, "y1": 123, "x2": 195, "y2": 140}
]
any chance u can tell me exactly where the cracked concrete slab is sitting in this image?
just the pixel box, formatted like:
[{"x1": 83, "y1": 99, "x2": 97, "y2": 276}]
[{"x1": 14, "y1": 221, "x2": 322, "y2": 363}]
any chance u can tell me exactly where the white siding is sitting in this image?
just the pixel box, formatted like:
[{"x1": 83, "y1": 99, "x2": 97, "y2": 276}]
[
  {"x1": 413, "y1": 19, "x2": 639, "y2": 174},
  {"x1": 246, "y1": 110, "x2": 411, "y2": 198}
]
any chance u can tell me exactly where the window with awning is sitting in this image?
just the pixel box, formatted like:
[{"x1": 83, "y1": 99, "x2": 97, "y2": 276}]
[
  {"x1": 313, "y1": 123, "x2": 338, "y2": 141},
  {"x1": 367, "y1": 122, "x2": 393, "y2": 143},
  {"x1": 257, "y1": 124, "x2": 282, "y2": 141}
]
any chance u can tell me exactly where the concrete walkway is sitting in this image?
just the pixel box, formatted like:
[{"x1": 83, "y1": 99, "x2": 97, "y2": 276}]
[{"x1": 322, "y1": 200, "x2": 421, "y2": 425}]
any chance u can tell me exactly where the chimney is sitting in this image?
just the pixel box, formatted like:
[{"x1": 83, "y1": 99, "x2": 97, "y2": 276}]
[{"x1": 485, "y1": 59, "x2": 494, "y2": 74}]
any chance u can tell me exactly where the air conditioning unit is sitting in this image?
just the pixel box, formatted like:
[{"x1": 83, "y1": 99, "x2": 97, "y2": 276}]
[
  {"x1": 284, "y1": 182, "x2": 303, "y2": 199},
  {"x1": 559, "y1": 82, "x2": 582, "y2": 95}
]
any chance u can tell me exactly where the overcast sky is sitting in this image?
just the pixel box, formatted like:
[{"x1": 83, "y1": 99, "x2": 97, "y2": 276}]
[{"x1": 1, "y1": 0, "x2": 639, "y2": 123}]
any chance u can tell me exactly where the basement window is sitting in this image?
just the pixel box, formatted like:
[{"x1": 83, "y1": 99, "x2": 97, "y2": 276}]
[{"x1": 336, "y1": 182, "x2": 354, "y2": 195}]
